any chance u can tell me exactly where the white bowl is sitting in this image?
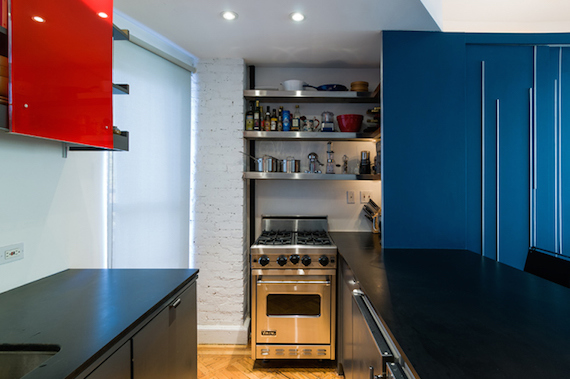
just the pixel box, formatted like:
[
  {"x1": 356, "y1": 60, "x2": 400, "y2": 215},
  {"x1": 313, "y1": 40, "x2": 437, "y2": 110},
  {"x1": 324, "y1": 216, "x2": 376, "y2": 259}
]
[{"x1": 281, "y1": 79, "x2": 305, "y2": 91}]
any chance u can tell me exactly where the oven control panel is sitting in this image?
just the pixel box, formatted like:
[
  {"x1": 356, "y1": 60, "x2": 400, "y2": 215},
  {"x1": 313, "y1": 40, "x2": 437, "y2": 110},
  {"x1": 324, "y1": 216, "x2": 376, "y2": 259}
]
[
  {"x1": 256, "y1": 344, "x2": 331, "y2": 359},
  {"x1": 250, "y1": 252, "x2": 337, "y2": 269}
]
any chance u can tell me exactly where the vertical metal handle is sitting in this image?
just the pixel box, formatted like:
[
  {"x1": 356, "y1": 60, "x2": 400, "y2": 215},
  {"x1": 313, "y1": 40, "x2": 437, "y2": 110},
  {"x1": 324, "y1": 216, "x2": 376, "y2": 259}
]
[
  {"x1": 496, "y1": 99, "x2": 501, "y2": 262},
  {"x1": 369, "y1": 366, "x2": 375, "y2": 379},
  {"x1": 529, "y1": 88, "x2": 535, "y2": 248},
  {"x1": 481, "y1": 61, "x2": 486, "y2": 258},
  {"x1": 555, "y1": 79, "x2": 560, "y2": 254},
  {"x1": 532, "y1": 47, "x2": 538, "y2": 248},
  {"x1": 558, "y1": 47, "x2": 564, "y2": 254}
]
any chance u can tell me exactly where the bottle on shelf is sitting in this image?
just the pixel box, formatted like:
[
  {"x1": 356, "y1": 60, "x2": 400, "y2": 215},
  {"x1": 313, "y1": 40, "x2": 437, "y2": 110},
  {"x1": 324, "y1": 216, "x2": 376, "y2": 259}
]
[
  {"x1": 277, "y1": 107, "x2": 283, "y2": 131},
  {"x1": 245, "y1": 102, "x2": 254, "y2": 130},
  {"x1": 282, "y1": 109, "x2": 291, "y2": 131},
  {"x1": 270, "y1": 109, "x2": 277, "y2": 131},
  {"x1": 292, "y1": 105, "x2": 301, "y2": 131},
  {"x1": 253, "y1": 100, "x2": 261, "y2": 131},
  {"x1": 264, "y1": 106, "x2": 271, "y2": 131}
]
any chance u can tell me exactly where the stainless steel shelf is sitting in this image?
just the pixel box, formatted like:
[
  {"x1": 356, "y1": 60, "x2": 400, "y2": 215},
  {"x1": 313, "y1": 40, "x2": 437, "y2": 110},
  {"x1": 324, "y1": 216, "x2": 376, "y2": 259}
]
[
  {"x1": 0, "y1": 103, "x2": 7, "y2": 130},
  {"x1": 112, "y1": 83, "x2": 130, "y2": 95},
  {"x1": 113, "y1": 25, "x2": 129, "y2": 41},
  {"x1": 244, "y1": 90, "x2": 379, "y2": 103},
  {"x1": 69, "y1": 131, "x2": 129, "y2": 152},
  {"x1": 243, "y1": 172, "x2": 380, "y2": 181},
  {"x1": 243, "y1": 130, "x2": 380, "y2": 141}
]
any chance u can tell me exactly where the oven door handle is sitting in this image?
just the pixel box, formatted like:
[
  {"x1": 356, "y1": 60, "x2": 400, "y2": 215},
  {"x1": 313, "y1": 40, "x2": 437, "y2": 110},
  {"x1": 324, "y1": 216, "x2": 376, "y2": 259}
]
[{"x1": 257, "y1": 280, "x2": 331, "y2": 285}]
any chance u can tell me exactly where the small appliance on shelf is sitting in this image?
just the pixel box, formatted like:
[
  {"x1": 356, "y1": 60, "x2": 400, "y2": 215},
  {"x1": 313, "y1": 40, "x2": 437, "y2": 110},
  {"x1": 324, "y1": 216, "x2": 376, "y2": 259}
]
[{"x1": 321, "y1": 111, "x2": 335, "y2": 132}]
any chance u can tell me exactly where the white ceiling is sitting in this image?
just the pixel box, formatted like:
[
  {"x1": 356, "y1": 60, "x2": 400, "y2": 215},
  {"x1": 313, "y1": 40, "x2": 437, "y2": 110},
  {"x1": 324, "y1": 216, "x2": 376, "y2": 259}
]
[
  {"x1": 113, "y1": 0, "x2": 570, "y2": 68},
  {"x1": 113, "y1": 0, "x2": 440, "y2": 68},
  {"x1": 442, "y1": 0, "x2": 570, "y2": 32}
]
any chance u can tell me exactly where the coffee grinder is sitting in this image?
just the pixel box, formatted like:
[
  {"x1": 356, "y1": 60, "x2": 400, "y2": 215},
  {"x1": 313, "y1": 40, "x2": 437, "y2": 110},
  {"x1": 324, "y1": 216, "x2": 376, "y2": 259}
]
[
  {"x1": 359, "y1": 151, "x2": 371, "y2": 174},
  {"x1": 321, "y1": 111, "x2": 335, "y2": 132}
]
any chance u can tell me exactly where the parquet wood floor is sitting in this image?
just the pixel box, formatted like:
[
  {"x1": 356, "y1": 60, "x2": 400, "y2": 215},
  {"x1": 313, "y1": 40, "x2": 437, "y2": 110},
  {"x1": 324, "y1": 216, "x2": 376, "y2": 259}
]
[{"x1": 198, "y1": 345, "x2": 342, "y2": 379}]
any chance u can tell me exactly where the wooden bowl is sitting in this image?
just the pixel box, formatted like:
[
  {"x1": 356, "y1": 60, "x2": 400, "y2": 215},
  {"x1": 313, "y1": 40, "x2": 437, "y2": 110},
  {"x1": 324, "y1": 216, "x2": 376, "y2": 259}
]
[{"x1": 350, "y1": 81, "x2": 369, "y2": 92}]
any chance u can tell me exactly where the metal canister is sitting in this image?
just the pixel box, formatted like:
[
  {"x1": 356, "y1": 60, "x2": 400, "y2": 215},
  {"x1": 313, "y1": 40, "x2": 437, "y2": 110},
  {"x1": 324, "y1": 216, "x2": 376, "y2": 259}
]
[
  {"x1": 255, "y1": 157, "x2": 264, "y2": 172},
  {"x1": 294, "y1": 160, "x2": 301, "y2": 173},
  {"x1": 263, "y1": 155, "x2": 274, "y2": 172},
  {"x1": 286, "y1": 156, "x2": 295, "y2": 173},
  {"x1": 282, "y1": 110, "x2": 291, "y2": 131},
  {"x1": 279, "y1": 159, "x2": 287, "y2": 173}
]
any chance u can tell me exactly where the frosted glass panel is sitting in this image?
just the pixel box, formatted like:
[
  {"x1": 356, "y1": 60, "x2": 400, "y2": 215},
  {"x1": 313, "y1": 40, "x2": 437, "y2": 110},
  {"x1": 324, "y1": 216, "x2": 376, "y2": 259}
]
[{"x1": 111, "y1": 41, "x2": 191, "y2": 268}]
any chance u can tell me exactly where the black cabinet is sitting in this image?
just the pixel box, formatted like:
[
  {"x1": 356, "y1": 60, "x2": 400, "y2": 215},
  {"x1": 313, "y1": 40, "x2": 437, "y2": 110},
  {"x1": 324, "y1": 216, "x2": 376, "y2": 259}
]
[
  {"x1": 84, "y1": 280, "x2": 197, "y2": 379},
  {"x1": 338, "y1": 257, "x2": 393, "y2": 379},
  {"x1": 351, "y1": 294, "x2": 387, "y2": 379},
  {"x1": 338, "y1": 257, "x2": 355, "y2": 378},
  {"x1": 86, "y1": 342, "x2": 131, "y2": 379},
  {"x1": 133, "y1": 281, "x2": 197, "y2": 379}
]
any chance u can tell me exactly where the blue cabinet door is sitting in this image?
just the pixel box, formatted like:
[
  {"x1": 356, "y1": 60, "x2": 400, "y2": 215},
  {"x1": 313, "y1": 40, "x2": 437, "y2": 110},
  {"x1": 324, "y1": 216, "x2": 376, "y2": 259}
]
[
  {"x1": 534, "y1": 47, "x2": 570, "y2": 258},
  {"x1": 561, "y1": 48, "x2": 570, "y2": 256},
  {"x1": 466, "y1": 45, "x2": 534, "y2": 269},
  {"x1": 534, "y1": 47, "x2": 558, "y2": 253}
]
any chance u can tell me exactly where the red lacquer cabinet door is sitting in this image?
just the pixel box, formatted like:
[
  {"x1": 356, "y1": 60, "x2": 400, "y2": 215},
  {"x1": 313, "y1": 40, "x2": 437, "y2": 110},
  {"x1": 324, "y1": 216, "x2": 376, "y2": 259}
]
[{"x1": 10, "y1": 0, "x2": 113, "y2": 148}]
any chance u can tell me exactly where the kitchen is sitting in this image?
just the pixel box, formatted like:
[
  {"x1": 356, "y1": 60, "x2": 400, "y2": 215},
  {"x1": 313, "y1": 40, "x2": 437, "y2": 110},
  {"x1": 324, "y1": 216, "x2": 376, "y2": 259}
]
[{"x1": 2, "y1": 0, "x2": 570, "y2": 378}]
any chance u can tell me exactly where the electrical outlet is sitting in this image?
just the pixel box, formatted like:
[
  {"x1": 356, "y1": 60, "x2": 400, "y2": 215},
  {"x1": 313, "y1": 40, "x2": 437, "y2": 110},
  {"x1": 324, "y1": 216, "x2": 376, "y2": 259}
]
[
  {"x1": 360, "y1": 191, "x2": 372, "y2": 203},
  {"x1": 1, "y1": 243, "x2": 24, "y2": 265},
  {"x1": 347, "y1": 191, "x2": 355, "y2": 204}
]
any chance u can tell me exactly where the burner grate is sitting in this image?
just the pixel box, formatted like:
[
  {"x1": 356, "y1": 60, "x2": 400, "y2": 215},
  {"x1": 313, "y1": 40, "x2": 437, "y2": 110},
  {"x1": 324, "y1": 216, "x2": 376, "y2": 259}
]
[
  {"x1": 256, "y1": 231, "x2": 294, "y2": 246},
  {"x1": 296, "y1": 231, "x2": 332, "y2": 246}
]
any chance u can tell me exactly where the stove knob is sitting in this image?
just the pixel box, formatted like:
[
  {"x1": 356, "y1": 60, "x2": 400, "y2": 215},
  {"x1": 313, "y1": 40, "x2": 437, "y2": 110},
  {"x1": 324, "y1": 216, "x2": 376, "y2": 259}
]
[
  {"x1": 289, "y1": 254, "x2": 300, "y2": 264},
  {"x1": 277, "y1": 255, "x2": 287, "y2": 266},
  {"x1": 319, "y1": 256, "x2": 330, "y2": 267},
  {"x1": 258, "y1": 255, "x2": 270, "y2": 266},
  {"x1": 301, "y1": 255, "x2": 312, "y2": 266}
]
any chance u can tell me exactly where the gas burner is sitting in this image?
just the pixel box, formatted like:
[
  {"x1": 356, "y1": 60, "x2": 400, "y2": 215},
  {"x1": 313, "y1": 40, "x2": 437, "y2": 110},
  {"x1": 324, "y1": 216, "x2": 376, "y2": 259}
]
[
  {"x1": 297, "y1": 237, "x2": 332, "y2": 246},
  {"x1": 296, "y1": 231, "x2": 333, "y2": 246},
  {"x1": 297, "y1": 230, "x2": 328, "y2": 237},
  {"x1": 261, "y1": 230, "x2": 292, "y2": 238},
  {"x1": 256, "y1": 231, "x2": 293, "y2": 246},
  {"x1": 257, "y1": 238, "x2": 292, "y2": 246}
]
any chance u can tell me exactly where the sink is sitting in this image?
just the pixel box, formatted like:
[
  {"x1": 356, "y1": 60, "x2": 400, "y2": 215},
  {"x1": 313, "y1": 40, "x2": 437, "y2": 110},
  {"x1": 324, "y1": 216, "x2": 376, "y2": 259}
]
[{"x1": 0, "y1": 344, "x2": 60, "y2": 379}]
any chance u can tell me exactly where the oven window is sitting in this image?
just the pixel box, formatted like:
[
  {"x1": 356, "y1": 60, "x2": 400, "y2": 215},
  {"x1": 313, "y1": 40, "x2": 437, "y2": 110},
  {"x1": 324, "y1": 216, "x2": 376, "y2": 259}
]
[{"x1": 266, "y1": 294, "x2": 321, "y2": 316}]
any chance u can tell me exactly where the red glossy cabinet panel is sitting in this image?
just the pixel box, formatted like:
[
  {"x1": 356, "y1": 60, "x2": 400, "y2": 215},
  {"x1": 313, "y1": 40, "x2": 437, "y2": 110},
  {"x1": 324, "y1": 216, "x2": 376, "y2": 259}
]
[{"x1": 10, "y1": 0, "x2": 113, "y2": 148}]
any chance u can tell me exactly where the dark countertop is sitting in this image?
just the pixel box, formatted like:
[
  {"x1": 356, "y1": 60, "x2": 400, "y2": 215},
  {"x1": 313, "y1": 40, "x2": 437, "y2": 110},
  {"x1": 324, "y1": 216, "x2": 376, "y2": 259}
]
[
  {"x1": 0, "y1": 269, "x2": 199, "y2": 379},
  {"x1": 330, "y1": 232, "x2": 570, "y2": 379}
]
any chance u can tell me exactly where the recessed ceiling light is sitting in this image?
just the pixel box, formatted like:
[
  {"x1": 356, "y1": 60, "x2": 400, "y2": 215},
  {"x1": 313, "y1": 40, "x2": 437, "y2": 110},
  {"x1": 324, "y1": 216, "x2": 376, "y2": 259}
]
[
  {"x1": 98, "y1": 12, "x2": 109, "y2": 19},
  {"x1": 221, "y1": 11, "x2": 238, "y2": 21},
  {"x1": 290, "y1": 12, "x2": 305, "y2": 22},
  {"x1": 32, "y1": 16, "x2": 46, "y2": 23}
]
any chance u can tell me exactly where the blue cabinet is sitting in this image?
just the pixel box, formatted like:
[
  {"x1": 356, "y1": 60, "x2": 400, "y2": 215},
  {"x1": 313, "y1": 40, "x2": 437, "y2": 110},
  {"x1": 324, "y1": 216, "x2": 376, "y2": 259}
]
[
  {"x1": 381, "y1": 32, "x2": 467, "y2": 249},
  {"x1": 466, "y1": 45, "x2": 533, "y2": 269},
  {"x1": 563, "y1": 48, "x2": 570, "y2": 256},
  {"x1": 535, "y1": 47, "x2": 559, "y2": 253},
  {"x1": 534, "y1": 47, "x2": 570, "y2": 256},
  {"x1": 382, "y1": 31, "x2": 570, "y2": 269}
]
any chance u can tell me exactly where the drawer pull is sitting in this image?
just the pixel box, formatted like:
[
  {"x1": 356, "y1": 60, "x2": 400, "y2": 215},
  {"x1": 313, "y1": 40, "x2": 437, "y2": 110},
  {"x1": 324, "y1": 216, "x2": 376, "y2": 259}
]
[{"x1": 170, "y1": 298, "x2": 182, "y2": 308}]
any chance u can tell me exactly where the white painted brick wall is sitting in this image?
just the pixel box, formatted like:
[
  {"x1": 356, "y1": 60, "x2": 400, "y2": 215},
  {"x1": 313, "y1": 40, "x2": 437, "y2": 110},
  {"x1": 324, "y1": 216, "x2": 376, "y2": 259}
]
[{"x1": 191, "y1": 58, "x2": 248, "y2": 343}]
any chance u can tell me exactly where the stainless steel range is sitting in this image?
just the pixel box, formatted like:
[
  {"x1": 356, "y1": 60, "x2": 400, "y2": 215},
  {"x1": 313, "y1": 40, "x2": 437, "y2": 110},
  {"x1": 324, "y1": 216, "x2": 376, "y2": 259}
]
[{"x1": 250, "y1": 216, "x2": 337, "y2": 360}]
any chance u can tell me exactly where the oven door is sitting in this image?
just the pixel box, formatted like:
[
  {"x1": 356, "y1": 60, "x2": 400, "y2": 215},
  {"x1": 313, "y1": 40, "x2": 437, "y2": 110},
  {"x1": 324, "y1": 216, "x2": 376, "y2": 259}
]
[{"x1": 255, "y1": 274, "x2": 331, "y2": 344}]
